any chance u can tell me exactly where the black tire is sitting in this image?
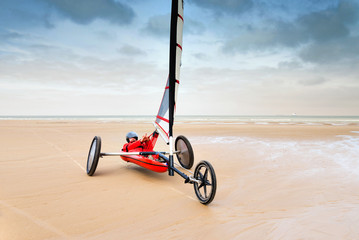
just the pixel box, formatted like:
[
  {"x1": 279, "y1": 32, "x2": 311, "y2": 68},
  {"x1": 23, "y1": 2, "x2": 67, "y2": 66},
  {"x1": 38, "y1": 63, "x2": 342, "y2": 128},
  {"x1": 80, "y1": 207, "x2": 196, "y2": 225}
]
[
  {"x1": 175, "y1": 135, "x2": 194, "y2": 169},
  {"x1": 86, "y1": 136, "x2": 101, "y2": 176},
  {"x1": 193, "y1": 160, "x2": 217, "y2": 205}
]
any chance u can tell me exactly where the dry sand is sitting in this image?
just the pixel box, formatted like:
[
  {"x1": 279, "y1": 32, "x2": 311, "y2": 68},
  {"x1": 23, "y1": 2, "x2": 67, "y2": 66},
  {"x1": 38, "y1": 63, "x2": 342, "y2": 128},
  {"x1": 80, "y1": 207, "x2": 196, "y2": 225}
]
[{"x1": 1, "y1": 120, "x2": 359, "y2": 239}]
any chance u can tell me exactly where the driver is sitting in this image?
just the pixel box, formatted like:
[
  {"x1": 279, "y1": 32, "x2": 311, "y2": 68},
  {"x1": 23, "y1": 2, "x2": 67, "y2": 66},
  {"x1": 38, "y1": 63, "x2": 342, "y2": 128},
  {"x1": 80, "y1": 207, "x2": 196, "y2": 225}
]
[{"x1": 122, "y1": 131, "x2": 159, "y2": 152}]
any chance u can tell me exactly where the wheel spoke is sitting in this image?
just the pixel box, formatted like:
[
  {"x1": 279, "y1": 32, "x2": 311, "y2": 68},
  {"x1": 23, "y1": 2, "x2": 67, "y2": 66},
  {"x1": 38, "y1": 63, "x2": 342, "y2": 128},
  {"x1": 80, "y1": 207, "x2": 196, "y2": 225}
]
[
  {"x1": 203, "y1": 183, "x2": 208, "y2": 197},
  {"x1": 197, "y1": 169, "x2": 205, "y2": 189},
  {"x1": 198, "y1": 171, "x2": 204, "y2": 180},
  {"x1": 197, "y1": 167, "x2": 212, "y2": 198},
  {"x1": 203, "y1": 168, "x2": 208, "y2": 181}
]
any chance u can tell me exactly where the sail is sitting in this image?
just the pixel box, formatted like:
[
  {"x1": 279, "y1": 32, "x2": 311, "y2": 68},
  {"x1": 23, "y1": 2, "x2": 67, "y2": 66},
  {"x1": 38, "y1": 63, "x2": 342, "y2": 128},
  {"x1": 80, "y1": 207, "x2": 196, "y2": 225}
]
[{"x1": 155, "y1": 0, "x2": 183, "y2": 142}]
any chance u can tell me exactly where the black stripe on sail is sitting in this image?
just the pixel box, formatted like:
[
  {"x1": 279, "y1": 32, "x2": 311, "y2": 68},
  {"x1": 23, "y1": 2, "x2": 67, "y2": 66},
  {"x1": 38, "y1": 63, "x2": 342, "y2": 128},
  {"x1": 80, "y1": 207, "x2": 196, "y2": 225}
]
[{"x1": 168, "y1": 0, "x2": 179, "y2": 138}]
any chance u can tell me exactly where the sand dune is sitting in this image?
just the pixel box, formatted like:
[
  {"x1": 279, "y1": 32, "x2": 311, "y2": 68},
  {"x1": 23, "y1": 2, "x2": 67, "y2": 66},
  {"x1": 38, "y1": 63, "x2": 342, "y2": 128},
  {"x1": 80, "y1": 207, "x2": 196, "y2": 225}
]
[{"x1": 1, "y1": 120, "x2": 359, "y2": 239}]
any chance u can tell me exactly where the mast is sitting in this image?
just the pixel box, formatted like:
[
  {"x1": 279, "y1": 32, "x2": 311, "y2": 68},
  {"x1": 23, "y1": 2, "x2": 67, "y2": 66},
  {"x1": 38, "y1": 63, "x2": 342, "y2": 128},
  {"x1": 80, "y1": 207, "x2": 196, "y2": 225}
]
[
  {"x1": 154, "y1": 0, "x2": 183, "y2": 147},
  {"x1": 169, "y1": 0, "x2": 182, "y2": 137},
  {"x1": 168, "y1": 0, "x2": 183, "y2": 176}
]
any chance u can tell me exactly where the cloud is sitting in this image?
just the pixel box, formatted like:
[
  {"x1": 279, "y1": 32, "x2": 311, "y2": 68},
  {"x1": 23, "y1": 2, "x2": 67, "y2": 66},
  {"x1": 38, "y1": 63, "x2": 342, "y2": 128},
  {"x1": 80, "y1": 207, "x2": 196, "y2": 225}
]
[
  {"x1": 0, "y1": 30, "x2": 25, "y2": 42},
  {"x1": 298, "y1": 77, "x2": 329, "y2": 86},
  {"x1": 0, "y1": 0, "x2": 135, "y2": 30},
  {"x1": 184, "y1": 17, "x2": 206, "y2": 35},
  {"x1": 187, "y1": 0, "x2": 254, "y2": 16},
  {"x1": 299, "y1": 36, "x2": 359, "y2": 64},
  {"x1": 221, "y1": 0, "x2": 359, "y2": 62},
  {"x1": 277, "y1": 60, "x2": 303, "y2": 69},
  {"x1": 0, "y1": 0, "x2": 54, "y2": 29},
  {"x1": 118, "y1": 44, "x2": 147, "y2": 56},
  {"x1": 296, "y1": 0, "x2": 358, "y2": 42},
  {"x1": 144, "y1": 14, "x2": 170, "y2": 37},
  {"x1": 192, "y1": 53, "x2": 208, "y2": 61},
  {"x1": 40, "y1": 0, "x2": 135, "y2": 25},
  {"x1": 143, "y1": 13, "x2": 205, "y2": 38}
]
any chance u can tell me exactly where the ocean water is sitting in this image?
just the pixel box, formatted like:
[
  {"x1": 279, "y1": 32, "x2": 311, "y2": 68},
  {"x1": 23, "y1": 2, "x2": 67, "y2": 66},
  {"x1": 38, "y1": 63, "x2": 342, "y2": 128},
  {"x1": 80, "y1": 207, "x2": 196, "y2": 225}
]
[
  {"x1": 175, "y1": 115, "x2": 359, "y2": 126},
  {"x1": 1, "y1": 115, "x2": 359, "y2": 125},
  {"x1": 191, "y1": 131, "x2": 359, "y2": 176}
]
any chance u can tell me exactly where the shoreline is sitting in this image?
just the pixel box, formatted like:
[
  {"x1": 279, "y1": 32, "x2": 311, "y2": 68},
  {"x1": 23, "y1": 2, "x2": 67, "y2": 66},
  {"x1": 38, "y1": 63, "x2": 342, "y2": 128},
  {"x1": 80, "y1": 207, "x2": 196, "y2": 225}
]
[
  {"x1": 1, "y1": 119, "x2": 359, "y2": 139},
  {"x1": 1, "y1": 115, "x2": 359, "y2": 125},
  {"x1": 1, "y1": 118, "x2": 359, "y2": 128}
]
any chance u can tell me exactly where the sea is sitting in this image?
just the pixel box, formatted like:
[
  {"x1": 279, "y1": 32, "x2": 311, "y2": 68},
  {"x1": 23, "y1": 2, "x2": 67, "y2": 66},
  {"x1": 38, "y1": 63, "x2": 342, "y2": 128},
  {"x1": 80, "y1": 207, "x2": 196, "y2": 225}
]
[{"x1": 1, "y1": 115, "x2": 359, "y2": 125}]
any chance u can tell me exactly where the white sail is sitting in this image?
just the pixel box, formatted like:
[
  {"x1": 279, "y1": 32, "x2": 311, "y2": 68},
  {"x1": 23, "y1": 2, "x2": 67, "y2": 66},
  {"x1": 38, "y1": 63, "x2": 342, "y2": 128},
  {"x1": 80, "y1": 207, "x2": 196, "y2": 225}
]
[{"x1": 155, "y1": 0, "x2": 183, "y2": 142}]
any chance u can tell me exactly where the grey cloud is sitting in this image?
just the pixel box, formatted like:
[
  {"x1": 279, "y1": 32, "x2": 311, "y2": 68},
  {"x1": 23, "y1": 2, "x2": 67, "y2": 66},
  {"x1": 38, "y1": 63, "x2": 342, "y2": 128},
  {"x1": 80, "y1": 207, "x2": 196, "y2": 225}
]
[
  {"x1": 185, "y1": 18, "x2": 206, "y2": 35},
  {"x1": 0, "y1": 0, "x2": 54, "y2": 29},
  {"x1": 94, "y1": 30, "x2": 117, "y2": 41},
  {"x1": 0, "y1": 30, "x2": 25, "y2": 42},
  {"x1": 297, "y1": 0, "x2": 358, "y2": 42},
  {"x1": 192, "y1": 53, "x2": 208, "y2": 60},
  {"x1": 187, "y1": 0, "x2": 254, "y2": 15},
  {"x1": 299, "y1": 36, "x2": 359, "y2": 64},
  {"x1": 277, "y1": 60, "x2": 303, "y2": 69},
  {"x1": 222, "y1": 0, "x2": 359, "y2": 64},
  {"x1": 222, "y1": 17, "x2": 314, "y2": 54},
  {"x1": 27, "y1": 43, "x2": 79, "y2": 61},
  {"x1": 118, "y1": 44, "x2": 147, "y2": 56},
  {"x1": 0, "y1": 0, "x2": 134, "y2": 29},
  {"x1": 40, "y1": 0, "x2": 135, "y2": 25},
  {"x1": 222, "y1": 24, "x2": 292, "y2": 53},
  {"x1": 144, "y1": 14, "x2": 170, "y2": 37},
  {"x1": 222, "y1": 21, "x2": 307, "y2": 54},
  {"x1": 143, "y1": 14, "x2": 205, "y2": 37},
  {"x1": 298, "y1": 77, "x2": 329, "y2": 86}
]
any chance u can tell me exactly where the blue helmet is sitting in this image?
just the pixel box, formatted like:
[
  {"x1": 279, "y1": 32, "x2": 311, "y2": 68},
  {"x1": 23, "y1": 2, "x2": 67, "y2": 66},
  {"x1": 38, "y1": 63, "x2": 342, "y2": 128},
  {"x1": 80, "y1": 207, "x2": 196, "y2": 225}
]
[{"x1": 126, "y1": 131, "x2": 138, "y2": 142}]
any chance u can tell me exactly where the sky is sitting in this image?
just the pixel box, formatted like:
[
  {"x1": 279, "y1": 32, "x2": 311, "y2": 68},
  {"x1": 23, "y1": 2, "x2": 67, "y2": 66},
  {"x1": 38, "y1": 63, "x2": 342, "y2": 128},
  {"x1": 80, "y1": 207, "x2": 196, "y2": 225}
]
[{"x1": 1, "y1": 0, "x2": 359, "y2": 116}]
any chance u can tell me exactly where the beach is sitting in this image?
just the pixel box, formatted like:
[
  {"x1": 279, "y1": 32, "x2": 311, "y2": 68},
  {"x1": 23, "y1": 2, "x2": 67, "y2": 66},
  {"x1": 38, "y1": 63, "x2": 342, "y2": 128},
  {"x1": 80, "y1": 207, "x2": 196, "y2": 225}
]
[{"x1": 1, "y1": 119, "x2": 359, "y2": 239}]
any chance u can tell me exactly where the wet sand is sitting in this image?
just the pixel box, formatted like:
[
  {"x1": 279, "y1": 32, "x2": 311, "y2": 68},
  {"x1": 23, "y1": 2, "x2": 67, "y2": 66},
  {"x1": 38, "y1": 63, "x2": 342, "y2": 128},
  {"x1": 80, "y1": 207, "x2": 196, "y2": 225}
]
[{"x1": 1, "y1": 120, "x2": 359, "y2": 239}]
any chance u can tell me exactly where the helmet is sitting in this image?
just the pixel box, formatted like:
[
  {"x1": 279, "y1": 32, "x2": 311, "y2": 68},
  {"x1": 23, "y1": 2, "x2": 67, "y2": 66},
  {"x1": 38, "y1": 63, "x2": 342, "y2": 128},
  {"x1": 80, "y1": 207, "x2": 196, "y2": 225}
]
[{"x1": 126, "y1": 131, "x2": 138, "y2": 142}]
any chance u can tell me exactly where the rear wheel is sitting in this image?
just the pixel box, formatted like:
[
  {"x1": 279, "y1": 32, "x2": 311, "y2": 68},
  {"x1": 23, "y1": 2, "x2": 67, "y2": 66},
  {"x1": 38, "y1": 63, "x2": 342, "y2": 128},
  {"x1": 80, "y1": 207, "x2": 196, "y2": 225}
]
[
  {"x1": 175, "y1": 135, "x2": 194, "y2": 169},
  {"x1": 86, "y1": 136, "x2": 101, "y2": 176},
  {"x1": 193, "y1": 161, "x2": 217, "y2": 205}
]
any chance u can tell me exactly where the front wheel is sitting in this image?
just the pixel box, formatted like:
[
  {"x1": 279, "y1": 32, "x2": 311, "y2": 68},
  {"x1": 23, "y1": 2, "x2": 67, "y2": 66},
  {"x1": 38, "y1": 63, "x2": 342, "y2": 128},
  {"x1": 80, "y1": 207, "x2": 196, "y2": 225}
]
[
  {"x1": 193, "y1": 161, "x2": 217, "y2": 205},
  {"x1": 86, "y1": 136, "x2": 101, "y2": 176}
]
